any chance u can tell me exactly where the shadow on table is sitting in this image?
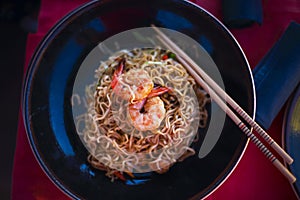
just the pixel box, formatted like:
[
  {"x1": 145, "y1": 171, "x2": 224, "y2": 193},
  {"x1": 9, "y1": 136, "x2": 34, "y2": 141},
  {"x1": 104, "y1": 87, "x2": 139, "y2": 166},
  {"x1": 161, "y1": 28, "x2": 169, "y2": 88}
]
[{"x1": 0, "y1": 0, "x2": 40, "y2": 199}]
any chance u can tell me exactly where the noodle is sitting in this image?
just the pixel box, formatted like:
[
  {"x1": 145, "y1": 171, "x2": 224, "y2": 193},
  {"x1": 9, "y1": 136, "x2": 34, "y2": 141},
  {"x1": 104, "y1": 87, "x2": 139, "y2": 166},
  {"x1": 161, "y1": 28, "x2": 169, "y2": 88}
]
[{"x1": 75, "y1": 47, "x2": 210, "y2": 181}]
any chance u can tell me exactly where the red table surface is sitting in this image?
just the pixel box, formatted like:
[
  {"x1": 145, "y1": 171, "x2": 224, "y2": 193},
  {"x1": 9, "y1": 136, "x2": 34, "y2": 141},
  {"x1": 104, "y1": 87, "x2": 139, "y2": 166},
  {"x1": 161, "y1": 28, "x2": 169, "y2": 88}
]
[{"x1": 12, "y1": 0, "x2": 300, "y2": 199}]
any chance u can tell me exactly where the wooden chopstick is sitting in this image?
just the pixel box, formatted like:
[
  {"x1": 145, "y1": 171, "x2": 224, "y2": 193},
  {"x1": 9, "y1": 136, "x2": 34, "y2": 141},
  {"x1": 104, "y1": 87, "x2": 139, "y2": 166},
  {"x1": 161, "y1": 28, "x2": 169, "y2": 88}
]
[
  {"x1": 152, "y1": 26, "x2": 296, "y2": 183},
  {"x1": 151, "y1": 25, "x2": 293, "y2": 165}
]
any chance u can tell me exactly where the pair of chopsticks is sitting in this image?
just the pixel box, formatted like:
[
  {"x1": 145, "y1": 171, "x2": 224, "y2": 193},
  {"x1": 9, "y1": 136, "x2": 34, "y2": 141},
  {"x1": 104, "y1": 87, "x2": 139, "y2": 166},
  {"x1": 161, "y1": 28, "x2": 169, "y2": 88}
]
[{"x1": 151, "y1": 25, "x2": 296, "y2": 183}]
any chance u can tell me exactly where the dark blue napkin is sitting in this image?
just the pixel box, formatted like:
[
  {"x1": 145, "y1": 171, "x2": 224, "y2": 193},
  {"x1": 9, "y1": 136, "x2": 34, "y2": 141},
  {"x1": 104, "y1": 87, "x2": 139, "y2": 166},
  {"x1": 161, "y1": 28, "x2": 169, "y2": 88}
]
[
  {"x1": 222, "y1": 0, "x2": 263, "y2": 28},
  {"x1": 253, "y1": 22, "x2": 300, "y2": 129}
]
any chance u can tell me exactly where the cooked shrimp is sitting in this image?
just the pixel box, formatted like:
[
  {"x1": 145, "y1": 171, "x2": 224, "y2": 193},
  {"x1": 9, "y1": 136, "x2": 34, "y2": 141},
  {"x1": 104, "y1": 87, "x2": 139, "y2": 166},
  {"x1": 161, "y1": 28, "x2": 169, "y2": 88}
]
[
  {"x1": 111, "y1": 60, "x2": 153, "y2": 102},
  {"x1": 111, "y1": 59, "x2": 170, "y2": 131},
  {"x1": 128, "y1": 96, "x2": 166, "y2": 131}
]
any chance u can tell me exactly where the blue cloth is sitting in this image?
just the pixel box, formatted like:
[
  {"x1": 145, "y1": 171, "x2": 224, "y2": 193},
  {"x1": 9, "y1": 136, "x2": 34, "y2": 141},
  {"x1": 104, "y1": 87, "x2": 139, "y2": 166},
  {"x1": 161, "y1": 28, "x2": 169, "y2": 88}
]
[
  {"x1": 222, "y1": 0, "x2": 263, "y2": 28},
  {"x1": 253, "y1": 22, "x2": 300, "y2": 129}
]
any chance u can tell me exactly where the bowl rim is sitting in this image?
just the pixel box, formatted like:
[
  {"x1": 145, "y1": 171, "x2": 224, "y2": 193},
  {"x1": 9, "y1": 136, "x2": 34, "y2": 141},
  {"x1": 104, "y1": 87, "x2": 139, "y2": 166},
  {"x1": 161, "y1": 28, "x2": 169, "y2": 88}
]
[{"x1": 282, "y1": 84, "x2": 300, "y2": 200}]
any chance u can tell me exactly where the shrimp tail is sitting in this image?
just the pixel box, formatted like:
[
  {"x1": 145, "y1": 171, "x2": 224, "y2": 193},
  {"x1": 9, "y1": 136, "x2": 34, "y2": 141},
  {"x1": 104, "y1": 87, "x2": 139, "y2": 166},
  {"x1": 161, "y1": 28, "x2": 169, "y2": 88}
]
[
  {"x1": 111, "y1": 59, "x2": 125, "y2": 89},
  {"x1": 147, "y1": 86, "x2": 170, "y2": 98},
  {"x1": 131, "y1": 86, "x2": 169, "y2": 110},
  {"x1": 130, "y1": 98, "x2": 147, "y2": 110}
]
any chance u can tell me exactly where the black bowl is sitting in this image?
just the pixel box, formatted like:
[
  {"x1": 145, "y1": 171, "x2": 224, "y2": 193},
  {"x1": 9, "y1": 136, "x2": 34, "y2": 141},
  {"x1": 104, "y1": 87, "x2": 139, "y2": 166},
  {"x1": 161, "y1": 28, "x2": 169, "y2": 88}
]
[
  {"x1": 22, "y1": 0, "x2": 255, "y2": 199},
  {"x1": 283, "y1": 84, "x2": 300, "y2": 199}
]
